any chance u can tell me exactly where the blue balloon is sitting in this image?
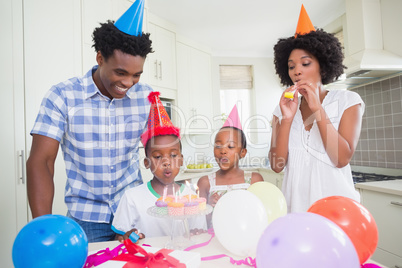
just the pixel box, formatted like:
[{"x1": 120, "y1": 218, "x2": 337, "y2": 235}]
[{"x1": 12, "y1": 215, "x2": 88, "y2": 268}]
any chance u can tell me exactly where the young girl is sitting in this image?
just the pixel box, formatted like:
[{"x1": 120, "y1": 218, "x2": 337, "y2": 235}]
[
  {"x1": 269, "y1": 5, "x2": 364, "y2": 212},
  {"x1": 197, "y1": 106, "x2": 264, "y2": 211}
]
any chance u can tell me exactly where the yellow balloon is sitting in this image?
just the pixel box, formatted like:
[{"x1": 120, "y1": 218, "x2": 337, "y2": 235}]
[{"x1": 247, "y1": 181, "x2": 287, "y2": 223}]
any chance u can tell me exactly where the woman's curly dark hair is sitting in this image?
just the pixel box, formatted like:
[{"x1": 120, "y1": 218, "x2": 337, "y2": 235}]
[
  {"x1": 92, "y1": 21, "x2": 153, "y2": 60},
  {"x1": 273, "y1": 29, "x2": 346, "y2": 86}
]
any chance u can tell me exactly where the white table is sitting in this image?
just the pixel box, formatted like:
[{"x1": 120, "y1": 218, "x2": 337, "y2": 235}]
[
  {"x1": 88, "y1": 233, "x2": 387, "y2": 268},
  {"x1": 89, "y1": 233, "x2": 240, "y2": 268}
]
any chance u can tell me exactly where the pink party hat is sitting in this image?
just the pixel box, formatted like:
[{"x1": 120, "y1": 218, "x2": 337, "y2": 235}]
[
  {"x1": 222, "y1": 105, "x2": 242, "y2": 130},
  {"x1": 114, "y1": 0, "x2": 144, "y2": 36}
]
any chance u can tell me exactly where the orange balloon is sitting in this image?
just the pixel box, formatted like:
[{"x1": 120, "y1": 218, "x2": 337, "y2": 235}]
[{"x1": 307, "y1": 196, "x2": 378, "y2": 265}]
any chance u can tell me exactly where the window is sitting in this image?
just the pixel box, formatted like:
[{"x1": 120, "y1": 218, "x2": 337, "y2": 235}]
[
  {"x1": 220, "y1": 65, "x2": 253, "y2": 90},
  {"x1": 219, "y1": 65, "x2": 254, "y2": 143}
]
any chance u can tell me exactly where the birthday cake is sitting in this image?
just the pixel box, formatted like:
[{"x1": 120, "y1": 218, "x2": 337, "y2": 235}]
[{"x1": 155, "y1": 195, "x2": 207, "y2": 216}]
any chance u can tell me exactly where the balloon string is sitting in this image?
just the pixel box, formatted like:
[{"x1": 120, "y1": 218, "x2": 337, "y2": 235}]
[
  {"x1": 184, "y1": 228, "x2": 256, "y2": 267},
  {"x1": 183, "y1": 228, "x2": 215, "y2": 251},
  {"x1": 201, "y1": 254, "x2": 256, "y2": 267},
  {"x1": 84, "y1": 244, "x2": 126, "y2": 267}
]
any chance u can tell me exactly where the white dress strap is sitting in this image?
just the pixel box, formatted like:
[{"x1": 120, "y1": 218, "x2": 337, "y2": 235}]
[
  {"x1": 208, "y1": 172, "x2": 216, "y2": 187},
  {"x1": 244, "y1": 171, "x2": 252, "y2": 184}
]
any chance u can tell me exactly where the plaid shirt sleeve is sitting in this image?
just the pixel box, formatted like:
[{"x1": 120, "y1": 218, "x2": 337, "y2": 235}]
[{"x1": 31, "y1": 84, "x2": 68, "y2": 142}]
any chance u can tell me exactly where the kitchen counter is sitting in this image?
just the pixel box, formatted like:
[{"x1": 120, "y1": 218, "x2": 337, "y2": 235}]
[
  {"x1": 356, "y1": 179, "x2": 402, "y2": 267},
  {"x1": 355, "y1": 179, "x2": 402, "y2": 196},
  {"x1": 174, "y1": 166, "x2": 275, "y2": 184},
  {"x1": 175, "y1": 168, "x2": 219, "y2": 182}
]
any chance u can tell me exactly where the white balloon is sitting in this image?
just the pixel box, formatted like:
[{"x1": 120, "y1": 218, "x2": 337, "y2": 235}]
[{"x1": 212, "y1": 190, "x2": 268, "y2": 257}]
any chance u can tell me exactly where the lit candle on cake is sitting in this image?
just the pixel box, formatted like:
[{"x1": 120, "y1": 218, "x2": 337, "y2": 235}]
[
  {"x1": 195, "y1": 185, "x2": 199, "y2": 198},
  {"x1": 172, "y1": 184, "x2": 177, "y2": 203}
]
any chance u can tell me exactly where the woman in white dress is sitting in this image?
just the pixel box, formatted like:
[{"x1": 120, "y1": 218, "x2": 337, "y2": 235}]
[{"x1": 269, "y1": 8, "x2": 364, "y2": 213}]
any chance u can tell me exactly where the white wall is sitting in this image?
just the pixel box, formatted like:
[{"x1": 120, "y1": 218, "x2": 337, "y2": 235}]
[
  {"x1": 181, "y1": 56, "x2": 284, "y2": 166},
  {"x1": 381, "y1": 0, "x2": 402, "y2": 57}
]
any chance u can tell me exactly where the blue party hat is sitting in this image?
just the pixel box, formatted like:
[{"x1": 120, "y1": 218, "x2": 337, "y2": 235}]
[{"x1": 114, "y1": 0, "x2": 144, "y2": 36}]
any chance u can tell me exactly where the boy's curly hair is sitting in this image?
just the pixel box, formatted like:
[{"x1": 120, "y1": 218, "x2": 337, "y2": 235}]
[
  {"x1": 92, "y1": 21, "x2": 153, "y2": 60},
  {"x1": 273, "y1": 29, "x2": 346, "y2": 86}
]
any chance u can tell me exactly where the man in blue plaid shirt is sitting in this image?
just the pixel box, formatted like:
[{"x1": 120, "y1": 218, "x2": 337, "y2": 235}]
[{"x1": 26, "y1": 18, "x2": 154, "y2": 242}]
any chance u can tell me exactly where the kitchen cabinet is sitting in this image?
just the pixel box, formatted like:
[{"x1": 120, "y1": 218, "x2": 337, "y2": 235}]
[
  {"x1": 358, "y1": 184, "x2": 402, "y2": 267},
  {"x1": 1, "y1": 0, "x2": 28, "y2": 266},
  {"x1": 1, "y1": 0, "x2": 78, "y2": 264},
  {"x1": 23, "y1": 0, "x2": 83, "y2": 218},
  {"x1": 176, "y1": 41, "x2": 214, "y2": 134},
  {"x1": 146, "y1": 15, "x2": 177, "y2": 97},
  {"x1": 2, "y1": 0, "x2": 89, "y2": 264}
]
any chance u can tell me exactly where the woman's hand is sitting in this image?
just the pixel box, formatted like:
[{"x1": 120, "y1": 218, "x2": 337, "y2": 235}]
[
  {"x1": 280, "y1": 84, "x2": 299, "y2": 121},
  {"x1": 117, "y1": 228, "x2": 145, "y2": 243},
  {"x1": 296, "y1": 80, "x2": 322, "y2": 113}
]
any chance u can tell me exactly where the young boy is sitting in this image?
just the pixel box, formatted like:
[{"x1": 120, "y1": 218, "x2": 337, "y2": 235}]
[{"x1": 112, "y1": 92, "x2": 206, "y2": 242}]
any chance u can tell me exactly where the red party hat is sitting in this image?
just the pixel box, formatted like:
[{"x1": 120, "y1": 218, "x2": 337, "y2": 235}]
[
  {"x1": 295, "y1": 4, "x2": 315, "y2": 37},
  {"x1": 141, "y1": 92, "x2": 180, "y2": 147},
  {"x1": 222, "y1": 105, "x2": 242, "y2": 130}
]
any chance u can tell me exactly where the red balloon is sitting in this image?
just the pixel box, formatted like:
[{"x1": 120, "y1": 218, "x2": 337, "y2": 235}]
[{"x1": 307, "y1": 196, "x2": 378, "y2": 265}]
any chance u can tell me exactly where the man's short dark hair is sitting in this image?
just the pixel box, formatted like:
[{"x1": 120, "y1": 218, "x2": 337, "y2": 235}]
[
  {"x1": 274, "y1": 29, "x2": 346, "y2": 86},
  {"x1": 92, "y1": 21, "x2": 153, "y2": 60}
]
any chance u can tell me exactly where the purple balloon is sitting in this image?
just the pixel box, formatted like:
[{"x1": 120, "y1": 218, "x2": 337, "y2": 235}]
[{"x1": 256, "y1": 212, "x2": 360, "y2": 268}]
